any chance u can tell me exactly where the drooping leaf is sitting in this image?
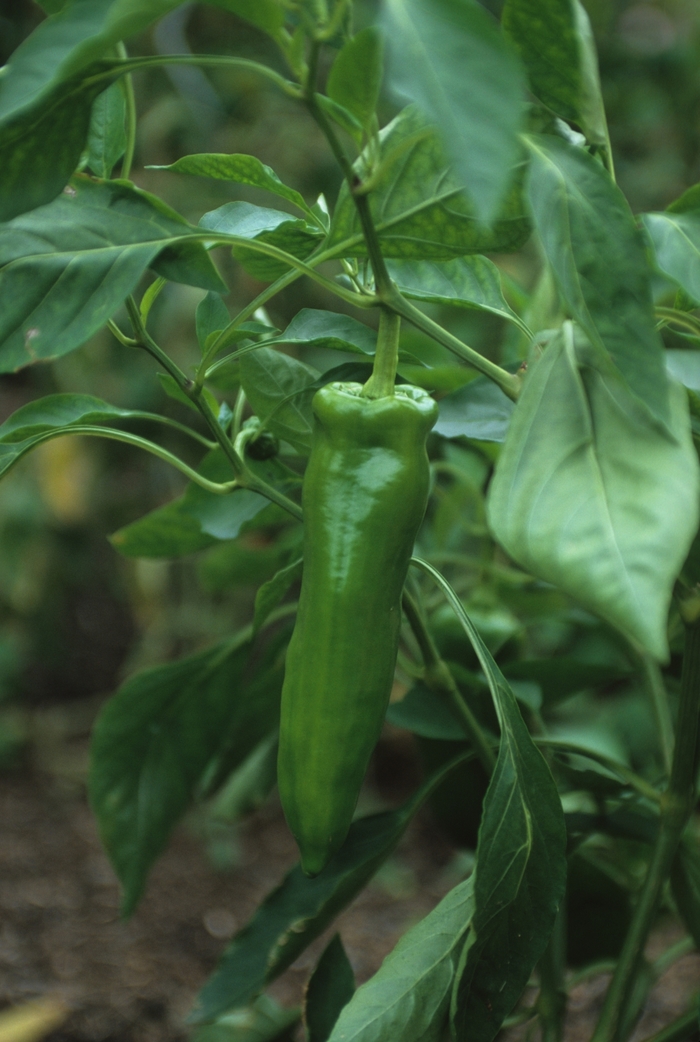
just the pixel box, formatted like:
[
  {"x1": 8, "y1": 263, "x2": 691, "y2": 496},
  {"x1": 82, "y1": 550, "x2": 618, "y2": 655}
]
[
  {"x1": 197, "y1": 293, "x2": 231, "y2": 352},
  {"x1": 327, "y1": 107, "x2": 531, "y2": 260},
  {"x1": 382, "y1": 0, "x2": 526, "y2": 223},
  {"x1": 0, "y1": 176, "x2": 225, "y2": 373},
  {"x1": 327, "y1": 28, "x2": 383, "y2": 136},
  {"x1": 388, "y1": 257, "x2": 524, "y2": 329},
  {"x1": 155, "y1": 153, "x2": 316, "y2": 222},
  {"x1": 411, "y1": 562, "x2": 566, "y2": 1042},
  {"x1": 503, "y1": 0, "x2": 608, "y2": 146},
  {"x1": 190, "y1": 755, "x2": 470, "y2": 1024},
  {"x1": 240, "y1": 348, "x2": 320, "y2": 454},
  {"x1": 434, "y1": 377, "x2": 515, "y2": 443},
  {"x1": 327, "y1": 878, "x2": 474, "y2": 1042},
  {"x1": 264, "y1": 309, "x2": 376, "y2": 356},
  {"x1": 85, "y1": 81, "x2": 127, "y2": 178},
  {"x1": 526, "y1": 134, "x2": 669, "y2": 425},
  {"x1": 89, "y1": 629, "x2": 287, "y2": 916},
  {"x1": 670, "y1": 831, "x2": 700, "y2": 949},
  {"x1": 200, "y1": 201, "x2": 323, "y2": 281},
  {"x1": 254, "y1": 558, "x2": 303, "y2": 634},
  {"x1": 305, "y1": 935, "x2": 355, "y2": 1042},
  {"x1": 641, "y1": 211, "x2": 700, "y2": 306},
  {"x1": 487, "y1": 325, "x2": 700, "y2": 660}
]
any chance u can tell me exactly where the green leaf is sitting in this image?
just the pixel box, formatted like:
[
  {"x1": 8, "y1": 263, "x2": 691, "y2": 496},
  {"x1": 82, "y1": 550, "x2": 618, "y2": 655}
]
[
  {"x1": 0, "y1": 176, "x2": 225, "y2": 373},
  {"x1": 200, "y1": 201, "x2": 323, "y2": 281},
  {"x1": 381, "y1": 0, "x2": 526, "y2": 224},
  {"x1": 305, "y1": 935, "x2": 355, "y2": 1042},
  {"x1": 503, "y1": 0, "x2": 608, "y2": 146},
  {"x1": 641, "y1": 212, "x2": 700, "y2": 306},
  {"x1": 670, "y1": 830, "x2": 700, "y2": 950},
  {"x1": 388, "y1": 257, "x2": 524, "y2": 329},
  {"x1": 254, "y1": 558, "x2": 303, "y2": 634},
  {"x1": 526, "y1": 134, "x2": 669, "y2": 425},
  {"x1": 314, "y1": 94, "x2": 364, "y2": 141},
  {"x1": 386, "y1": 683, "x2": 465, "y2": 741},
  {"x1": 327, "y1": 878, "x2": 474, "y2": 1042},
  {"x1": 207, "y1": 0, "x2": 285, "y2": 40},
  {"x1": 434, "y1": 377, "x2": 515, "y2": 443},
  {"x1": 666, "y1": 350, "x2": 700, "y2": 392},
  {"x1": 85, "y1": 81, "x2": 127, "y2": 178},
  {"x1": 412, "y1": 563, "x2": 566, "y2": 1042},
  {"x1": 502, "y1": 658, "x2": 631, "y2": 706},
  {"x1": 240, "y1": 348, "x2": 320, "y2": 454},
  {"x1": 89, "y1": 631, "x2": 286, "y2": 916},
  {"x1": 197, "y1": 293, "x2": 231, "y2": 352},
  {"x1": 666, "y1": 183, "x2": 700, "y2": 214},
  {"x1": 207, "y1": 732, "x2": 279, "y2": 820},
  {"x1": 191, "y1": 755, "x2": 469, "y2": 1024},
  {"x1": 192, "y1": 996, "x2": 299, "y2": 1042},
  {"x1": 265, "y1": 309, "x2": 376, "y2": 356},
  {"x1": 327, "y1": 28, "x2": 383, "y2": 135},
  {"x1": 487, "y1": 325, "x2": 700, "y2": 660},
  {"x1": 327, "y1": 107, "x2": 531, "y2": 260},
  {"x1": 0, "y1": 0, "x2": 188, "y2": 220},
  {"x1": 156, "y1": 153, "x2": 316, "y2": 222}
]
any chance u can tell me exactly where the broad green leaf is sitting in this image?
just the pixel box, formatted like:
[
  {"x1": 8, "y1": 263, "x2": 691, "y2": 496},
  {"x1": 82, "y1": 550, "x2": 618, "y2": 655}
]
[
  {"x1": 209, "y1": 0, "x2": 285, "y2": 39},
  {"x1": 382, "y1": 0, "x2": 526, "y2": 224},
  {"x1": 670, "y1": 831, "x2": 700, "y2": 949},
  {"x1": 388, "y1": 257, "x2": 524, "y2": 329},
  {"x1": 503, "y1": 0, "x2": 608, "y2": 146},
  {"x1": 254, "y1": 558, "x2": 303, "y2": 634},
  {"x1": 155, "y1": 153, "x2": 316, "y2": 222},
  {"x1": 327, "y1": 28, "x2": 383, "y2": 135},
  {"x1": 641, "y1": 212, "x2": 700, "y2": 305},
  {"x1": 434, "y1": 377, "x2": 515, "y2": 443},
  {"x1": 200, "y1": 201, "x2": 323, "y2": 281},
  {"x1": 327, "y1": 107, "x2": 531, "y2": 260},
  {"x1": 197, "y1": 293, "x2": 231, "y2": 352},
  {"x1": 264, "y1": 309, "x2": 376, "y2": 356},
  {"x1": 412, "y1": 563, "x2": 566, "y2": 1042},
  {"x1": 89, "y1": 630, "x2": 286, "y2": 915},
  {"x1": 305, "y1": 935, "x2": 355, "y2": 1042},
  {"x1": 328, "y1": 878, "x2": 474, "y2": 1042},
  {"x1": 85, "y1": 81, "x2": 126, "y2": 178},
  {"x1": 526, "y1": 134, "x2": 669, "y2": 425},
  {"x1": 0, "y1": 0, "x2": 187, "y2": 220},
  {"x1": 191, "y1": 755, "x2": 469, "y2": 1024},
  {"x1": 487, "y1": 325, "x2": 700, "y2": 660},
  {"x1": 0, "y1": 176, "x2": 225, "y2": 373},
  {"x1": 193, "y1": 996, "x2": 299, "y2": 1042},
  {"x1": 386, "y1": 682, "x2": 465, "y2": 741},
  {"x1": 240, "y1": 348, "x2": 320, "y2": 454},
  {"x1": 666, "y1": 183, "x2": 700, "y2": 214},
  {"x1": 666, "y1": 349, "x2": 700, "y2": 392}
]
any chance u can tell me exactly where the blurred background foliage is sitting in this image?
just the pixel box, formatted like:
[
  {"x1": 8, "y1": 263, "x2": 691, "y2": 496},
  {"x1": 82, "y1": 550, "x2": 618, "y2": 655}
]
[{"x1": 0, "y1": 0, "x2": 698, "y2": 869}]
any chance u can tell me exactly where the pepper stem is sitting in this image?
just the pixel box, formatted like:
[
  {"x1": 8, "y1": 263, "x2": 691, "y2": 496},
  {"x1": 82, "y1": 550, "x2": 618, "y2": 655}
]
[{"x1": 362, "y1": 308, "x2": 400, "y2": 399}]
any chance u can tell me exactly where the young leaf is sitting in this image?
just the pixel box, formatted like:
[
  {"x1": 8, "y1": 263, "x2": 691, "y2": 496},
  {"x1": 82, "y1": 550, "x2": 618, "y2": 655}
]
[
  {"x1": 434, "y1": 378, "x2": 515, "y2": 443},
  {"x1": 503, "y1": 0, "x2": 608, "y2": 147},
  {"x1": 327, "y1": 28, "x2": 383, "y2": 135},
  {"x1": 155, "y1": 153, "x2": 316, "y2": 222},
  {"x1": 327, "y1": 878, "x2": 474, "y2": 1042},
  {"x1": 264, "y1": 309, "x2": 376, "y2": 356},
  {"x1": 641, "y1": 211, "x2": 700, "y2": 305},
  {"x1": 191, "y1": 754, "x2": 470, "y2": 1024},
  {"x1": 254, "y1": 558, "x2": 303, "y2": 634},
  {"x1": 0, "y1": 177, "x2": 225, "y2": 373},
  {"x1": 89, "y1": 630, "x2": 286, "y2": 916},
  {"x1": 305, "y1": 935, "x2": 355, "y2": 1042},
  {"x1": 240, "y1": 348, "x2": 320, "y2": 454},
  {"x1": 85, "y1": 81, "x2": 127, "y2": 178},
  {"x1": 382, "y1": 0, "x2": 526, "y2": 224},
  {"x1": 487, "y1": 325, "x2": 700, "y2": 660},
  {"x1": 199, "y1": 201, "x2": 323, "y2": 281},
  {"x1": 411, "y1": 561, "x2": 566, "y2": 1042},
  {"x1": 526, "y1": 134, "x2": 669, "y2": 425},
  {"x1": 327, "y1": 107, "x2": 531, "y2": 260},
  {"x1": 670, "y1": 831, "x2": 700, "y2": 949},
  {"x1": 197, "y1": 293, "x2": 231, "y2": 352},
  {"x1": 387, "y1": 257, "x2": 525, "y2": 330}
]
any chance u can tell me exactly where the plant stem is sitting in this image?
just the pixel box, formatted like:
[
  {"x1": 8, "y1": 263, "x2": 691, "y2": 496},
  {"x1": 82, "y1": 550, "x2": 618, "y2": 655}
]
[
  {"x1": 116, "y1": 42, "x2": 137, "y2": 179},
  {"x1": 591, "y1": 618, "x2": 700, "y2": 1042},
  {"x1": 638, "y1": 1003, "x2": 700, "y2": 1042},
  {"x1": 655, "y1": 306, "x2": 700, "y2": 338},
  {"x1": 362, "y1": 309, "x2": 399, "y2": 398},
  {"x1": 537, "y1": 905, "x2": 567, "y2": 1042},
  {"x1": 97, "y1": 54, "x2": 301, "y2": 99},
  {"x1": 401, "y1": 590, "x2": 496, "y2": 776},
  {"x1": 639, "y1": 653, "x2": 674, "y2": 776}
]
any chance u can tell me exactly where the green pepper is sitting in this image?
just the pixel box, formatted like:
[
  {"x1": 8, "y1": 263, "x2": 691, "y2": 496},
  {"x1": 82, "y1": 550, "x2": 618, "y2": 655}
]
[{"x1": 277, "y1": 381, "x2": 438, "y2": 875}]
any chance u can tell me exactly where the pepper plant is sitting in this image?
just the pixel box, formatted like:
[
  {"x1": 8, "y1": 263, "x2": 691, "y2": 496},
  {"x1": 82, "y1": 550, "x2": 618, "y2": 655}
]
[{"x1": 2, "y1": 1, "x2": 700, "y2": 1040}]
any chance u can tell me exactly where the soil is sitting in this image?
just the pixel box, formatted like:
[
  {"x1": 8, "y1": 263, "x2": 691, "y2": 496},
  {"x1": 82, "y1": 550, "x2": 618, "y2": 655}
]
[{"x1": 0, "y1": 728, "x2": 698, "y2": 1042}]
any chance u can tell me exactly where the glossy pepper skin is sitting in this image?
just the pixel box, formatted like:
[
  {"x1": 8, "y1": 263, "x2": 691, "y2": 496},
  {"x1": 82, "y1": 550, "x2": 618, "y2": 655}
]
[{"x1": 278, "y1": 381, "x2": 438, "y2": 876}]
